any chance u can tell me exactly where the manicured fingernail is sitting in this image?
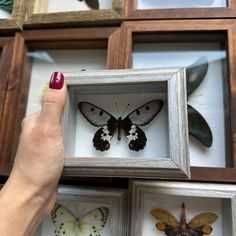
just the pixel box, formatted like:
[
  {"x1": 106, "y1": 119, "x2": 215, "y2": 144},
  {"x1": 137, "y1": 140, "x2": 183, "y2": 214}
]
[{"x1": 49, "y1": 72, "x2": 64, "y2": 89}]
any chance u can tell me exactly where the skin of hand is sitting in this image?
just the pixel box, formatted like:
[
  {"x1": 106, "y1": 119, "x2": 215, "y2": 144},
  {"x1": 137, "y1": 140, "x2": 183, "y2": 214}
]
[{"x1": 0, "y1": 72, "x2": 67, "y2": 236}]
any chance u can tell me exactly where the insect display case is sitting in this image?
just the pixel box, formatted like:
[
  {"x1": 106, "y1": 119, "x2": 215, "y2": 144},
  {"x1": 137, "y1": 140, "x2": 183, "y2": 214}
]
[
  {"x1": 0, "y1": 27, "x2": 121, "y2": 176},
  {"x1": 34, "y1": 186, "x2": 127, "y2": 236},
  {"x1": 130, "y1": 180, "x2": 236, "y2": 236},
  {"x1": 24, "y1": 0, "x2": 124, "y2": 28},
  {"x1": 0, "y1": 0, "x2": 25, "y2": 32},
  {"x1": 125, "y1": 0, "x2": 236, "y2": 20},
  {"x1": 61, "y1": 68, "x2": 189, "y2": 178},
  {"x1": 119, "y1": 19, "x2": 236, "y2": 182}
]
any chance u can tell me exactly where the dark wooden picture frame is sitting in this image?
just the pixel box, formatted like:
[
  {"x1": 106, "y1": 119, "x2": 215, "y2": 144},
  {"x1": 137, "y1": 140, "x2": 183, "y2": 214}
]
[
  {"x1": 24, "y1": 0, "x2": 124, "y2": 28},
  {"x1": 0, "y1": 27, "x2": 121, "y2": 176},
  {"x1": 0, "y1": 0, "x2": 25, "y2": 32},
  {"x1": 125, "y1": 0, "x2": 236, "y2": 19},
  {"x1": 119, "y1": 20, "x2": 236, "y2": 182}
]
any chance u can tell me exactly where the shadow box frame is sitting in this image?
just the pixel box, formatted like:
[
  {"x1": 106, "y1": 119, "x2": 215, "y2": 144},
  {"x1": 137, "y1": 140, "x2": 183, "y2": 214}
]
[
  {"x1": 0, "y1": 27, "x2": 121, "y2": 176},
  {"x1": 130, "y1": 180, "x2": 236, "y2": 236},
  {"x1": 0, "y1": 0, "x2": 25, "y2": 32},
  {"x1": 24, "y1": 0, "x2": 124, "y2": 29},
  {"x1": 62, "y1": 67, "x2": 189, "y2": 178},
  {"x1": 119, "y1": 19, "x2": 236, "y2": 183},
  {"x1": 35, "y1": 185, "x2": 128, "y2": 236},
  {"x1": 125, "y1": 0, "x2": 236, "y2": 20}
]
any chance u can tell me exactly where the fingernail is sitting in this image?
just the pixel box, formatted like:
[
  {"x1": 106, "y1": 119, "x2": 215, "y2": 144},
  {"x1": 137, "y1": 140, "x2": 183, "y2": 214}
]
[{"x1": 49, "y1": 72, "x2": 64, "y2": 89}]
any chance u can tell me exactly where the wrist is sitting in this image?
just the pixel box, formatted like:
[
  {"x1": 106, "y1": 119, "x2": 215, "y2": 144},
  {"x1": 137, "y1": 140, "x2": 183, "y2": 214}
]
[{"x1": 0, "y1": 174, "x2": 48, "y2": 236}]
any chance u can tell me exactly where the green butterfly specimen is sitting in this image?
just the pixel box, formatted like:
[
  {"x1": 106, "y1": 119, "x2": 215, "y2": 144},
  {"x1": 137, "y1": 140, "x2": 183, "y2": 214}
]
[
  {"x1": 0, "y1": 0, "x2": 13, "y2": 13},
  {"x1": 151, "y1": 203, "x2": 218, "y2": 236},
  {"x1": 187, "y1": 56, "x2": 213, "y2": 147},
  {"x1": 78, "y1": 0, "x2": 99, "y2": 9}
]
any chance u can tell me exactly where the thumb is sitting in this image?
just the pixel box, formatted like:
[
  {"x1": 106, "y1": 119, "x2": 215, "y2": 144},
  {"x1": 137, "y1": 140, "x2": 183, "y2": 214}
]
[{"x1": 40, "y1": 72, "x2": 67, "y2": 126}]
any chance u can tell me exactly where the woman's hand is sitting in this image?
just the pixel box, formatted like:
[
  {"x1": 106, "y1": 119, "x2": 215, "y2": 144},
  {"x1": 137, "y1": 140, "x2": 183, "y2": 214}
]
[{"x1": 0, "y1": 72, "x2": 67, "y2": 236}]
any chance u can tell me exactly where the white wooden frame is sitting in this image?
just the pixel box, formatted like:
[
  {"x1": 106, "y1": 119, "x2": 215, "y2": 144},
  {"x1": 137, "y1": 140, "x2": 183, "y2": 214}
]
[
  {"x1": 35, "y1": 186, "x2": 127, "y2": 236},
  {"x1": 130, "y1": 180, "x2": 236, "y2": 236},
  {"x1": 62, "y1": 68, "x2": 190, "y2": 178}
]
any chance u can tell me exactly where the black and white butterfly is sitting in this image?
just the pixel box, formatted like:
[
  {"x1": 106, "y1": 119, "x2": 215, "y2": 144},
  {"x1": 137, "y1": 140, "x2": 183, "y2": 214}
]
[
  {"x1": 51, "y1": 203, "x2": 109, "y2": 236},
  {"x1": 78, "y1": 100, "x2": 164, "y2": 152}
]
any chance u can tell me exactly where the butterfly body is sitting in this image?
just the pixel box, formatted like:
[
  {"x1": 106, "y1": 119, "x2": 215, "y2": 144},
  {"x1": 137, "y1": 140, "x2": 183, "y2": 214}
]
[{"x1": 78, "y1": 100, "x2": 163, "y2": 152}]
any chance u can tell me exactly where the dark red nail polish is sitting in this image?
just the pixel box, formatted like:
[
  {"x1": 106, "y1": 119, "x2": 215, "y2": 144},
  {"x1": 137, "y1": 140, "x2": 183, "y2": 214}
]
[{"x1": 49, "y1": 72, "x2": 64, "y2": 89}]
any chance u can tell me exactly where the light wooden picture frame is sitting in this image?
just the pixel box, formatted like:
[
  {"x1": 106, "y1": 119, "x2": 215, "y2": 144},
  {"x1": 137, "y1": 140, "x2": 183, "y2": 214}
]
[
  {"x1": 62, "y1": 68, "x2": 190, "y2": 178},
  {"x1": 34, "y1": 186, "x2": 127, "y2": 236},
  {"x1": 24, "y1": 0, "x2": 124, "y2": 28},
  {"x1": 0, "y1": 0, "x2": 25, "y2": 31},
  {"x1": 130, "y1": 180, "x2": 236, "y2": 236}
]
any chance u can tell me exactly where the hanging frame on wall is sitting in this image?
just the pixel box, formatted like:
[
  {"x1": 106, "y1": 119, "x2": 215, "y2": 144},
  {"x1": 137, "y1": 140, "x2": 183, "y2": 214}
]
[
  {"x1": 24, "y1": 0, "x2": 124, "y2": 28},
  {"x1": 119, "y1": 19, "x2": 236, "y2": 182},
  {"x1": 0, "y1": 27, "x2": 121, "y2": 176},
  {"x1": 125, "y1": 0, "x2": 236, "y2": 19}
]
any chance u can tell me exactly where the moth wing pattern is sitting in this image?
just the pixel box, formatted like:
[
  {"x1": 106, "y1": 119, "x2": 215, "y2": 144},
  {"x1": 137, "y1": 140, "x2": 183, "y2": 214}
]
[
  {"x1": 125, "y1": 100, "x2": 164, "y2": 126},
  {"x1": 188, "y1": 212, "x2": 218, "y2": 229},
  {"x1": 78, "y1": 102, "x2": 116, "y2": 127},
  {"x1": 51, "y1": 203, "x2": 80, "y2": 236},
  {"x1": 150, "y1": 208, "x2": 180, "y2": 227},
  {"x1": 79, "y1": 207, "x2": 109, "y2": 236},
  {"x1": 188, "y1": 104, "x2": 213, "y2": 147},
  {"x1": 186, "y1": 56, "x2": 208, "y2": 96}
]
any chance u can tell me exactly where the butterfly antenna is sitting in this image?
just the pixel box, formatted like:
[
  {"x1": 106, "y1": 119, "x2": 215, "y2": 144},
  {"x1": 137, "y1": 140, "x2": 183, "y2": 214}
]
[
  {"x1": 181, "y1": 203, "x2": 187, "y2": 225},
  {"x1": 122, "y1": 104, "x2": 130, "y2": 117},
  {"x1": 115, "y1": 102, "x2": 121, "y2": 116}
]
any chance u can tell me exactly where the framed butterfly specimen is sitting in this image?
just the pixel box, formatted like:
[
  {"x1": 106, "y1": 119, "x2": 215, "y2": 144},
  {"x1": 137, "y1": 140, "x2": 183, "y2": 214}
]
[
  {"x1": 62, "y1": 68, "x2": 189, "y2": 178},
  {"x1": 130, "y1": 180, "x2": 236, "y2": 236},
  {"x1": 34, "y1": 186, "x2": 127, "y2": 236},
  {"x1": 186, "y1": 56, "x2": 213, "y2": 148},
  {"x1": 151, "y1": 203, "x2": 218, "y2": 236},
  {"x1": 78, "y1": 100, "x2": 164, "y2": 151},
  {"x1": 51, "y1": 204, "x2": 109, "y2": 236}
]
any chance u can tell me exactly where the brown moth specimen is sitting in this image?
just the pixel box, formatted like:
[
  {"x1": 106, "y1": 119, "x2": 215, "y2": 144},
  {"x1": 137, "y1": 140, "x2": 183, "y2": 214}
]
[{"x1": 151, "y1": 203, "x2": 218, "y2": 236}]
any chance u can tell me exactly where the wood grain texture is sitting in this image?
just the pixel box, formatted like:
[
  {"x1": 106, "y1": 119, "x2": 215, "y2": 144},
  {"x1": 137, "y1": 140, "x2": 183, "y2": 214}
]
[
  {"x1": 0, "y1": 38, "x2": 14, "y2": 128},
  {"x1": 0, "y1": 33, "x2": 25, "y2": 165},
  {"x1": 0, "y1": 0, "x2": 25, "y2": 30},
  {"x1": 125, "y1": 0, "x2": 236, "y2": 19},
  {"x1": 24, "y1": 0, "x2": 124, "y2": 28},
  {"x1": 119, "y1": 20, "x2": 236, "y2": 179}
]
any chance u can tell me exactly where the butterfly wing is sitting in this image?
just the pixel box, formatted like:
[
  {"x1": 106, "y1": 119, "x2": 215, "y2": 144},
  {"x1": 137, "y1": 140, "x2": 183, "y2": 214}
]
[
  {"x1": 78, "y1": 102, "x2": 118, "y2": 151},
  {"x1": 125, "y1": 100, "x2": 164, "y2": 127},
  {"x1": 79, "y1": 207, "x2": 109, "y2": 236},
  {"x1": 187, "y1": 56, "x2": 208, "y2": 96},
  {"x1": 151, "y1": 208, "x2": 180, "y2": 227},
  {"x1": 188, "y1": 104, "x2": 213, "y2": 147},
  {"x1": 51, "y1": 203, "x2": 80, "y2": 236},
  {"x1": 85, "y1": 0, "x2": 99, "y2": 9},
  {"x1": 0, "y1": 0, "x2": 13, "y2": 13},
  {"x1": 92, "y1": 118, "x2": 118, "y2": 151},
  {"x1": 121, "y1": 100, "x2": 163, "y2": 151},
  {"x1": 188, "y1": 212, "x2": 218, "y2": 228}
]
